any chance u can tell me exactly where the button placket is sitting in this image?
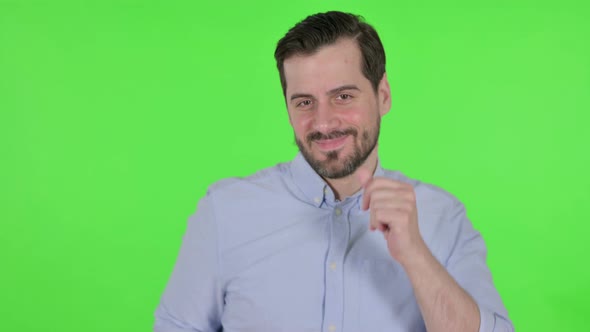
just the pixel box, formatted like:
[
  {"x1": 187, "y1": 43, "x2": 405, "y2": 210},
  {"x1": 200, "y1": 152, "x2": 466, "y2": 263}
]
[{"x1": 323, "y1": 204, "x2": 349, "y2": 332}]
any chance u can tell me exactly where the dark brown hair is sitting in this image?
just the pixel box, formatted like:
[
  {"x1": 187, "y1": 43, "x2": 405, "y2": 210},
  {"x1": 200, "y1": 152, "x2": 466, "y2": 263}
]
[{"x1": 274, "y1": 11, "x2": 386, "y2": 96}]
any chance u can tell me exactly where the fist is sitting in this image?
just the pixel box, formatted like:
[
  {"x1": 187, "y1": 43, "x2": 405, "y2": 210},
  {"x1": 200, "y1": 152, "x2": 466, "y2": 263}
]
[{"x1": 357, "y1": 168, "x2": 428, "y2": 265}]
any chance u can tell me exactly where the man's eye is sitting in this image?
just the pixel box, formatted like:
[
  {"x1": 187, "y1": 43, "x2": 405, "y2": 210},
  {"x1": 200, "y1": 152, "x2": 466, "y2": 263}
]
[
  {"x1": 337, "y1": 94, "x2": 352, "y2": 100},
  {"x1": 297, "y1": 100, "x2": 312, "y2": 107}
]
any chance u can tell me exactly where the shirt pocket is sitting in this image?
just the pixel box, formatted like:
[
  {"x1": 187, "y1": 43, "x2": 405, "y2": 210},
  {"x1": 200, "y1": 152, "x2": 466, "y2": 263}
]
[{"x1": 358, "y1": 259, "x2": 426, "y2": 332}]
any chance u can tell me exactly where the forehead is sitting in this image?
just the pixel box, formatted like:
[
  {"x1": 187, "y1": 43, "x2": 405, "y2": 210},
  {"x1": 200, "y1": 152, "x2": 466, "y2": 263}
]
[{"x1": 283, "y1": 38, "x2": 368, "y2": 96}]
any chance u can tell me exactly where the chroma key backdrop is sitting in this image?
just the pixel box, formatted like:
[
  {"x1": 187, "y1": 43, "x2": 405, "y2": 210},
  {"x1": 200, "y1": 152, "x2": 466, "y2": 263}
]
[{"x1": 1, "y1": 1, "x2": 589, "y2": 331}]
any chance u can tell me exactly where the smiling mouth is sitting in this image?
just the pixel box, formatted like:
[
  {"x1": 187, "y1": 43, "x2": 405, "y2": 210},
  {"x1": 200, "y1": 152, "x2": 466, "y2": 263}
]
[{"x1": 313, "y1": 135, "x2": 349, "y2": 152}]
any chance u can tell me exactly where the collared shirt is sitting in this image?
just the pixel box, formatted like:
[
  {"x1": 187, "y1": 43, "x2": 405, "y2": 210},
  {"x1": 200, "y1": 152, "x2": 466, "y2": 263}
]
[{"x1": 154, "y1": 154, "x2": 513, "y2": 332}]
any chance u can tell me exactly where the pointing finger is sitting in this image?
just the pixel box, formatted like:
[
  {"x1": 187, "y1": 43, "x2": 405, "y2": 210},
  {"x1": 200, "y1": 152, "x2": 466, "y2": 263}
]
[{"x1": 356, "y1": 168, "x2": 373, "y2": 211}]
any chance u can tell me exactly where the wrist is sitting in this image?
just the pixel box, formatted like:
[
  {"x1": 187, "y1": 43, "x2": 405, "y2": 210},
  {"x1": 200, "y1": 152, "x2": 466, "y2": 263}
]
[{"x1": 399, "y1": 243, "x2": 441, "y2": 280}]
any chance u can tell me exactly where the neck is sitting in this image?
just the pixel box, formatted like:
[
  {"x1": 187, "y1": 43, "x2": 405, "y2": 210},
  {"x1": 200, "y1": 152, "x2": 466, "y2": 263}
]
[{"x1": 324, "y1": 148, "x2": 379, "y2": 200}]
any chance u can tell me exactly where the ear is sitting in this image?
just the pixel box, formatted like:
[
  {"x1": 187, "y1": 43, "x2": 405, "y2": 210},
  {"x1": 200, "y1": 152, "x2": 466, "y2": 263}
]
[{"x1": 378, "y1": 73, "x2": 392, "y2": 116}]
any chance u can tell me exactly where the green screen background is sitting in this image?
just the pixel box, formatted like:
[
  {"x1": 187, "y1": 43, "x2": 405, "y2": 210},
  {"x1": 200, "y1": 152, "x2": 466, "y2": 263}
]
[{"x1": 1, "y1": 1, "x2": 589, "y2": 331}]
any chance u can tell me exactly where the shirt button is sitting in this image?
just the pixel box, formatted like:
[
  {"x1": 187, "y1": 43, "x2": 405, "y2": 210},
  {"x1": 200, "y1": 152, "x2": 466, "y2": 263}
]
[
  {"x1": 314, "y1": 197, "x2": 322, "y2": 204},
  {"x1": 329, "y1": 262, "x2": 337, "y2": 270},
  {"x1": 335, "y1": 208, "x2": 342, "y2": 216},
  {"x1": 328, "y1": 324, "x2": 336, "y2": 332}
]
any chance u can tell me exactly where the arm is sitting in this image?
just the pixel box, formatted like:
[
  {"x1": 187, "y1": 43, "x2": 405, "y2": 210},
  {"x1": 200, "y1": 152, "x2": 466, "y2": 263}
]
[
  {"x1": 154, "y1": 194, "x2": 224, "y2": 332},
  {"x1": 402, "y1": 243, "x2": 480, "y2": 332},
  {"x1": 440, "y1": 201, "x2": 514, "y2": 332},
  {"x1": 359, "y1": 171, "x2": 513, "y2": 331}
]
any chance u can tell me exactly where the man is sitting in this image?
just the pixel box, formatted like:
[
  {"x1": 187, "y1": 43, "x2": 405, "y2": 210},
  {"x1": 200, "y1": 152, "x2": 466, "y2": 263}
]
[{"x1": 154, "y1": 11, "x2": 513, "y2": 332}]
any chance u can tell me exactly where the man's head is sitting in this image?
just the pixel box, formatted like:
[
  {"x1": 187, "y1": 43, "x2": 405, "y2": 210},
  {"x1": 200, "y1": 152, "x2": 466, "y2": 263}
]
[
  {"x1": 275, "y1": 12, "x2": 391, "y2": 179},
  {"x1": 275, "y1": 11, "x2": 386, "y2": 96}
]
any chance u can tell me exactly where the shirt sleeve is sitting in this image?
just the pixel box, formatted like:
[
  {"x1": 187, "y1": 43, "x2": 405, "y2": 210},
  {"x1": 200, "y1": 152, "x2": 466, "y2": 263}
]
[
  {"x1": 444, "y1": 200, "x2": 514, "y2": 332},
  {"x1": 154, "y1": 193, "x2": 224, "y2": 332}
]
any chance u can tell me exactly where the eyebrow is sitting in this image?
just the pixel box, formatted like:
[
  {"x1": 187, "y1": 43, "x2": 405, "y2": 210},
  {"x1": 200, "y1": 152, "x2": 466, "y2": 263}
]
[
  {"x1": 290, "y1": 93, "x2": 314, "y2": 102},
  {"x1": 328, "y1": 84, "x2": 361, "y2": 95},
  {"x1": 289, "y1": 84, "x2": 361, "y2": 102}
]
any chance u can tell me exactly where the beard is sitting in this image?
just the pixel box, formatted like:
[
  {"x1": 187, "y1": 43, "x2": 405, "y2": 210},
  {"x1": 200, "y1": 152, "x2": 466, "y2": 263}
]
[{"x1": 295, "y1": 119, "x2": 380, "y2": 179}]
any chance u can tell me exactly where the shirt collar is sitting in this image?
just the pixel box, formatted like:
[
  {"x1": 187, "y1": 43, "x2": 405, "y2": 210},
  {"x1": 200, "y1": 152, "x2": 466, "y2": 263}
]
[{"x1": 289, "y1": 152, "x2": 385, "y2": 208}]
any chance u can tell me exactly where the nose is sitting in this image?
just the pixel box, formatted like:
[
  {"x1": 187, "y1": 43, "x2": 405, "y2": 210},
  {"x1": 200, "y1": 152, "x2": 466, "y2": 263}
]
[{"x1": 312, "y1": 101, "x2": 341, "y2": 133}]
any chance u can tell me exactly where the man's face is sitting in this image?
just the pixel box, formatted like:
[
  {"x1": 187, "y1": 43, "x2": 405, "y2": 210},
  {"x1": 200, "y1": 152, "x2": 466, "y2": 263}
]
[{"x1": 283, "y1": 38, "x2": 390, "y2": 179}]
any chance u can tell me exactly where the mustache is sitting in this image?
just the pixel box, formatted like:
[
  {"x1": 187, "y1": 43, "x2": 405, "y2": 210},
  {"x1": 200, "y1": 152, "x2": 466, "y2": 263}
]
[{"x1": 306, "y1": 128, "x2": 358, "y2": 145}]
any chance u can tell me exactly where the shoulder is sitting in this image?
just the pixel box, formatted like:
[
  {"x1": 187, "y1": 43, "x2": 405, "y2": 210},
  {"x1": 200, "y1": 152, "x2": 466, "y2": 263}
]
[
  {"x1": 381, "y1": 168, "x2": 461, "y2": 214},
  {"x1": 194, "y1": 161, "x2": 309, "y2": 256},
  {"x1": 205, "y1": 161, "x2": 292, "y2": 200}
]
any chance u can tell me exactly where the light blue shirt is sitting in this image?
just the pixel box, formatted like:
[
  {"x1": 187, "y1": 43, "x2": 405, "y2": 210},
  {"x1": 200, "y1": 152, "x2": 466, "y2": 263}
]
[{"x1": 154, "y1": 154, "x2": 513, "y2": 332}]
